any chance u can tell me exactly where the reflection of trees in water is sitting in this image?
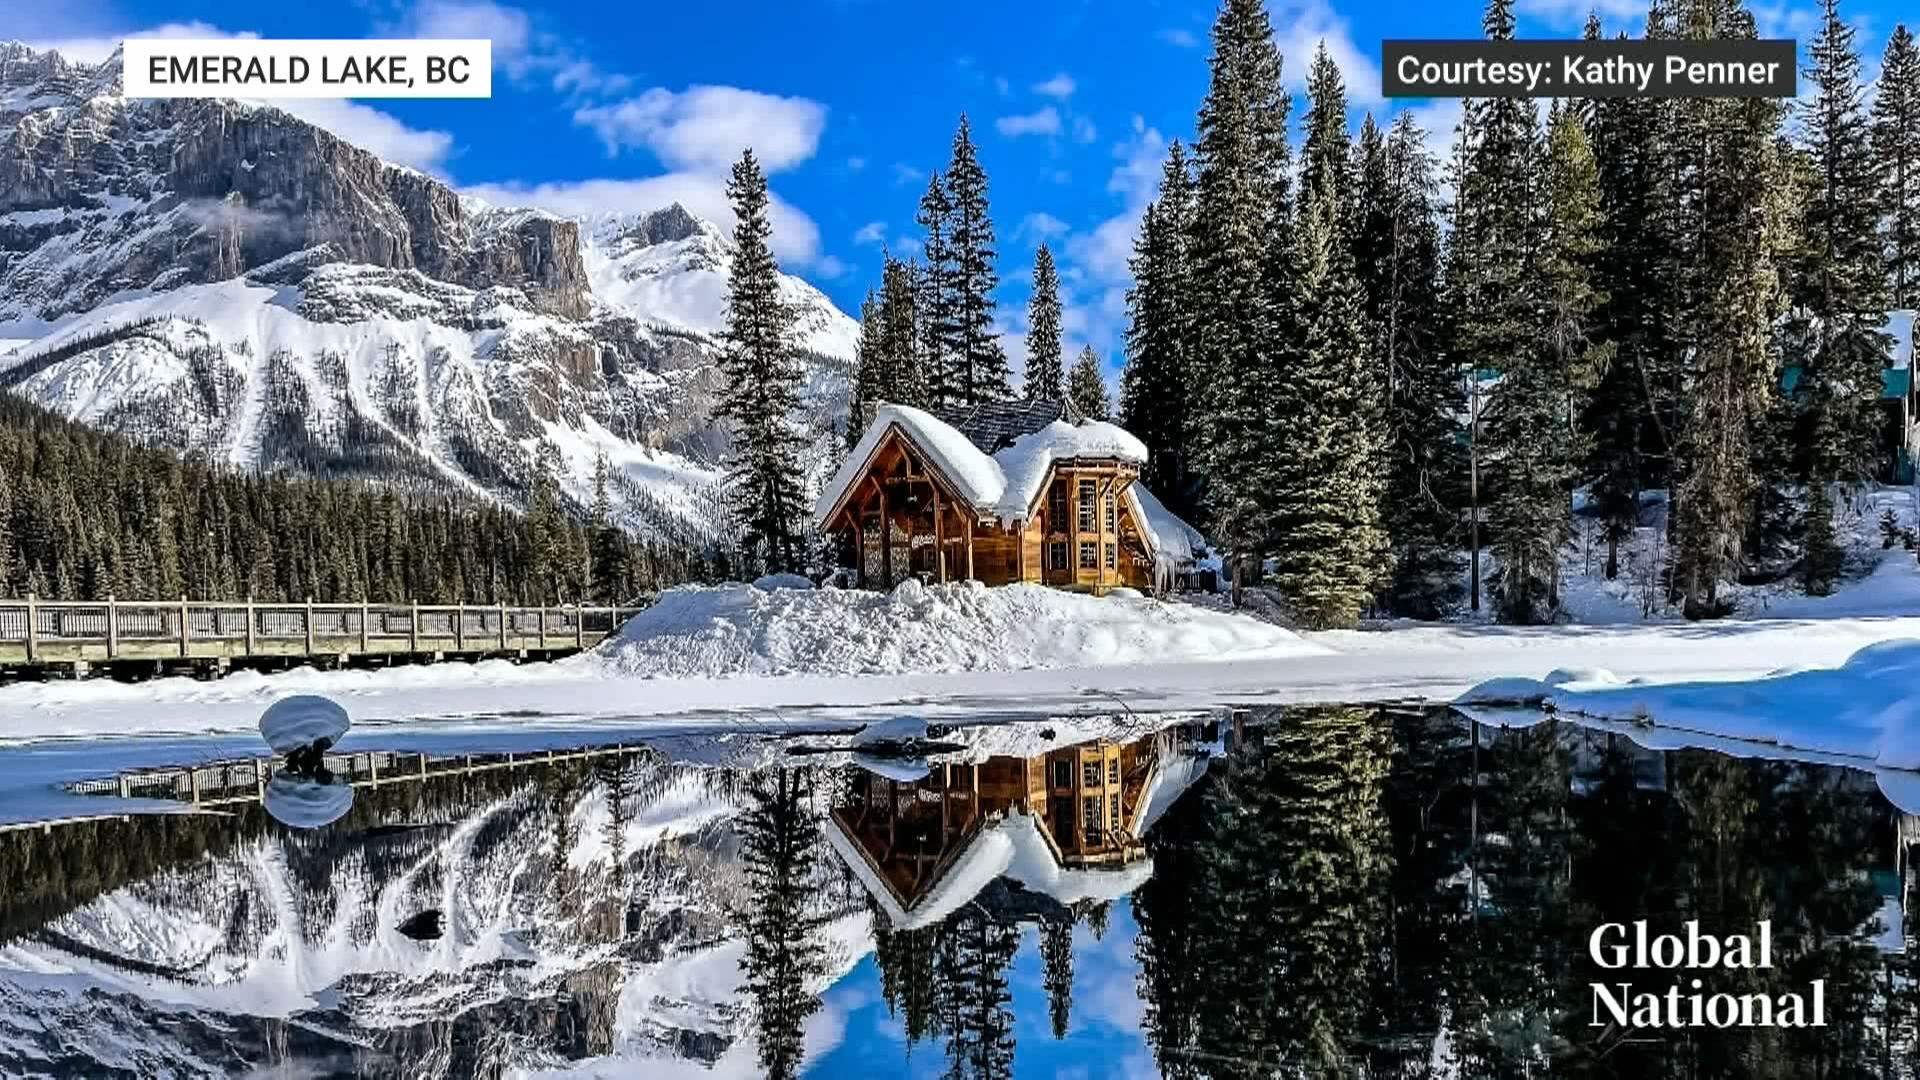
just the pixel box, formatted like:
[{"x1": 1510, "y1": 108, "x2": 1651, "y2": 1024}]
[
  {"x1": 868, "y1": 899, "x2": 1025, "y2": 1080},
  {"x1": 737, "y1": 766, "x2": 831, "y2": 1080},
  {"x1": 1133, "y1": 708, "x2": 1900, "y2": 1079}
]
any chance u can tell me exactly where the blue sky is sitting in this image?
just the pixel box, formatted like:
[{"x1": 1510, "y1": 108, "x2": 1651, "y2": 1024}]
[{"x1": 8, "y1": 0, "x2": 1907, "y2": 385}]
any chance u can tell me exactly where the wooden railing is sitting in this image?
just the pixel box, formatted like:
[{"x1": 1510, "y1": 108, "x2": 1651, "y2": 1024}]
[{"x1": 0, "y1": 596, "x2": 641, "y2": 667}]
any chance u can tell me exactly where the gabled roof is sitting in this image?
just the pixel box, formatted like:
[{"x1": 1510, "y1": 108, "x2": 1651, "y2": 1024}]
[{"x1": 813, "y1": 402, "x2": 1150, "y2": 529}]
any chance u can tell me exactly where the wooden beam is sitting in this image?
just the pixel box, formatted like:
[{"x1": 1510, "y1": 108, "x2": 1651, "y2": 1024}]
[
  {"x1": 933, "y1": 487, "x2": 945, "y2": 583},
  {"x1": 964, "y1": 515, "x2": 975, "y2": 581},
  {"x1": 879, "y1": 483, "x2": 893, "y2": 586}
]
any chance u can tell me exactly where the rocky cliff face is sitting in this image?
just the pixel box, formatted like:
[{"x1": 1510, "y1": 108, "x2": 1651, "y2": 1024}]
[{"x1": 0, "y1": 43, "x2": 860, "y2": 542}]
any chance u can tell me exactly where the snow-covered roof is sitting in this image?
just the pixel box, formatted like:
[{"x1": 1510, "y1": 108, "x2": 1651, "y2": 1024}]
[
  {"x1": 1125, "y1": 483, "x2": 1206, "y2": 567},
  {"x1": 814, "y1": 403, "x2": 1151, "y2": 530},
  {"x1": 1130, "y1": 748, "x2": 1212, "y2": 837}
]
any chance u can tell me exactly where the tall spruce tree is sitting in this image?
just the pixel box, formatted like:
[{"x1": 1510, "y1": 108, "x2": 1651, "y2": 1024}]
[
  {"x1": 878, "y1": 255, "x2": 930, "y2": 410},
  {"x1": 1267, "y1": 45, "x2": 1388, "y2": 629},
  {"x1": 1122, "y1": 142, "x2": 1198, "y2": 518},
  {"x1": 1356, "y1": 111, "x2": 1461, "y2": 617},
  {"x1": 1039, "y1": 918, "x2": 1075, "y2": 1039},
  {"x1": 945, "y1": 116, "x2": 1012, "y2": 404},
  {"x1": 1189, "y1": 0, "x2": 1291, "y2": 596},
  {"x1": 849, "y1": 288, "x2": 884, "y2": 448},
  {"x1": 1792, "y1": 0, "x2": 1892, "y2": 595},
  {"x1": 1670, "y1": 2, "x2": 1788, "y2": 615},
  {"x1": 1875, "y1": 24, "x2": 1920, "y2": 307},
  {"x1": 916, "y1": 171, "x2": 959, "y2": 410},
  {"x1": 737, "y1": 767, "x2": 829, "y2": 1080},
  {"x1": 1024, "y1": 243, "x2": 1065, "y2": 400},
  {"x1": 1449, "y1": 0, "x2": 1552, "y2": 623},
  {"x1": 1068, "y1": 346, "x2": 1111, "y2": 419},
  {"x1": 715, "y1": 149, "x2": 809, "y2": 575}
]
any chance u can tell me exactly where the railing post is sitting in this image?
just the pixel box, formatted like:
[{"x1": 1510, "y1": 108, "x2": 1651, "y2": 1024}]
[
  {"x1": 304, "y1": 597, "x2": 315, "y2": 656},
  {"x1": 498, "y1": 601, "x2": 507, "y2": 650},
  {"x1": 575, "y1": 602, "x2": 584, "y2": 648},
  {"x1": 106, "y1": 594, "x2": 118, "y2": 660},
  {"x1": 359, "y1": 600, "x2": 370, "y2": 654},
  {"x1": 179, "y1": 596, "x2": 190, "y2": 658},
  {"x1": 244, "y1": 595, "x2": 255, "y2": 656},
  {"x1": 538, "y1": 605, "x2": 548, "y2": 649},
  {"x1": 455, "y1": 601, "x2": 465, "y2": 651},
  {"x1": 23, "y1": 593, "x2": 36, "y2": 664},
  {"x1": 409, "y1": 600, "x2": 419, "y2": 653}
]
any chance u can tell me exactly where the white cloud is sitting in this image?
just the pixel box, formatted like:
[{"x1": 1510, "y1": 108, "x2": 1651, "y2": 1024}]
[
  {"x1": 814, "y1": 254, "x2": 848, "y2": 279},
  {"x1": 1072, "y1": 116, "x2": 1098, "y2": 143},
  {"x1": 26, "y1": 23, "x2": 457, "y2": 173},
  {"x1": 1033, "y1": 73, "x2": 1077, "y2": 98},
  {"x1": 891, "y1": 162, "x2": 924, "y2": 186},
  {"x1": 1271, "y1": 0, "x2": 1383, "y2": 109},
  {"x1": 846, "y1": 156, "x2": 867, "y2": 172},
  {"x1": 1016, "y1": 212, "x2": 1071, "y2": 243},
  {"x1": 575, "y1": 85, "x2": 828, "y2": 173},
  {"x1": 996, "y1": 106, "x2": 1063, "y2": 137},
  {"x1": 1158, "y1": 28, "x2": 1201, "y2": 48},
  {"x1": 995, "y1": 76, "x2": 1011, "y2": 96},
  {"x1": 852, "y1": 221, "x2": 888, "y2": 246},
  {"x1": 388, "y1": 0, "x2": 626, "y2": 95},
  {"x1": 461, "y1": 174, "x2": 824, "y2": 266}
]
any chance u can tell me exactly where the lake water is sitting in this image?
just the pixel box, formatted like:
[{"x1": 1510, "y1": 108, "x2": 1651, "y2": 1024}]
[{"x1": 0, "y1": 704, "x2": 1914, "y2": 1078}]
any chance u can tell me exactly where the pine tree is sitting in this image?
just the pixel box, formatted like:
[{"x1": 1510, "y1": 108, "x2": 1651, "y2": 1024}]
[
  {"x1": 1268, "y1": 45, "x2": 1388, "y2": 629},
  {"x1": 1189, "y1": 0, "x2": 1292, "y2": 594},
  {"x1": 0, "y1": 462, "x2": 12, "y2": 596},
  {"x1": 1122, "y1": 142, "x2": 1198, "y2": 517},
  {"x1": 917, "y1": 171, "x2": 959, "y2": 410},
  {"x1": 525, "y1": 458, "x2": 566, "y2": 604},
  {"x1": 1068, "y1": 347, "x2": 1110, "y2": 420},
  {"x1": 1449, "y1": 0, "x2": 1550, "y2": 623},
  {"x1": 1024, "y1": 243, "x2": 1065, "y2": 400},
  {"x1": 1039, "y1": 918, "x2": 1074, "y2": 1039},
  {"x1": 879, "y1": 255, "x2": 930, "y2": 409},
  {"x1": 849, "y1": 288, "x2": 884, "y2": 448},
  {"x1": 715, "y1": 149, "x2": 810, "y2": 575},
  {"x1": 1791, "y1": 0, "x2": 1892, "y2": 595},
  {"x1": 1875, "y1": 24, "x2": 1920, "y2": 307},
  {"x1": 1355, "y1": 111, "x2": 1461, "y2": 617},
  {"x1": 1671, "y1": 3, "x2": 1788, "y2": 615},
  {"x1": 945, "y1": 116, "x2": 1011, "y2": 404}
]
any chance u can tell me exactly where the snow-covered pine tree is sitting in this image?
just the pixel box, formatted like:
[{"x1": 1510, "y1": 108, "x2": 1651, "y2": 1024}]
[
  {"x1": 1069, "y1": 347, "x2": 1111, "y2": 420},
  {"x1": 1267, "y1": 45, "x2": 1388, "y2": 630},
  {"x1": 1355, "y1": 110, "x2": 1463, "y2": 618},
  {"x1": 850, "y1": 287, "x2": 884, "y2": 448},
  {"x1": 1791, "y1": 0, "x2": 1893, "y2": 595},
  {"x1": 916, "y1": 171, "x2": 959, "y2": 410},
  {"x1": 1123, "y1": 144, "x2": 1200, "y2": 518},
  {"x1": 1450, "y1": 0, "x2": 1551, "y2": 623},
  {"x1": 1876, "y1": 24, "x2": 1920, "y2": 307},
  {"x1": 715, "y1": 148, "x2": 810, "y2": 576},
  {"x1": 1670, "y1": 2, "x2": 1787, "y2": 617},
  {"x1": 1189, "y1": 0, "x2": 1291, "y2": 597},
  {"x1": 879, "y1": 255, "x2": 930, "y2": 410},
  {"x1": 1025, "y1": 243, "x2": 1065, "y2": 400},
  {"x1": 945, "y1": 116, "x2": 1012, "y2": 404}
]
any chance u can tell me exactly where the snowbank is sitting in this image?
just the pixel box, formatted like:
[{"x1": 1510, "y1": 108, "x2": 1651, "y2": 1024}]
[
  {"x1": 595, "y1": 579, "x2": 1327, "y2": 678},
  {"x1": 1459, "y1": 639, "x2": 1920, "y2": 771}
]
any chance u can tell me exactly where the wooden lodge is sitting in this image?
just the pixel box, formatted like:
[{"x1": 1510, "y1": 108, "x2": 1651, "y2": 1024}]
[
  {"x1": 823, "y1": 723, "x2": 1213, "y2": 928},
  {"x1": 812, "y1": 400, "x2": 1205, "y2": 595}
]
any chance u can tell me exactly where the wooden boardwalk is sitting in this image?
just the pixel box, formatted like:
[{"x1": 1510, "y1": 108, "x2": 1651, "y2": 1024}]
[{"x1": 0, "y1": 596, "x2": 638, "y2": 678}]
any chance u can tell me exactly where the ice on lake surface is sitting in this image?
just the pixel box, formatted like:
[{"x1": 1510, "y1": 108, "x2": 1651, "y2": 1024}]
[{"x1": 2, "y1": 703, "x2": 1918, "y2": 1077}]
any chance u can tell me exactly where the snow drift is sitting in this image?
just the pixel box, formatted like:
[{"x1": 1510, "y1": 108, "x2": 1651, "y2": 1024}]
[
  {"x1": 594, "y1": 579, "x2": 1328, "y2": 678},
  {"x1": 1458, "y1": 639, "x2": 1920, "y2": 771}
]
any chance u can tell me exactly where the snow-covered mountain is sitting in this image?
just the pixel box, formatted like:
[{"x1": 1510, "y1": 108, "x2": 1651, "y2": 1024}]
[{"x1": 0, "y1": 42, "x2": 860, "y2": 541}]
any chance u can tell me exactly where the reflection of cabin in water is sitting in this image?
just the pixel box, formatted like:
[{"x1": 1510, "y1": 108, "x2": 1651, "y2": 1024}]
[
  {"x1": 813, "y1": 400, "x2": 1207, "y2": 595},
  {"x1": 824, "y1": 723, "x2": 1214, "y2": 928}
]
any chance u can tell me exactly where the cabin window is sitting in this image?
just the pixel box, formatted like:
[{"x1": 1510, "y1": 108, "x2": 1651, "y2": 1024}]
[
  {"x1": 1083, "y1": 761, "x2": 1102, "y2": 788},
  {"x1": 1110, "y1": 793, "x2": 1122, "y2": 828},
  {"x1": 1053, "y1": 760, "x2": 1071, "y2": 788},
  {"x1": 1108, "y1": 759, "x2": 1119, "y2": 785},
  {"x1": 1079, "y1": 542, "x2": 1097, "y2": 569},
  {"x1": 1049, "y1": 541, "x2": 1068, "y2": 570},
  {"x1": 1077, "y1": 479, "x2": 1096, "y2": 531},
  {"x1": 1049, "y1": 482, "x2": 1068, "y2": 529},
  {"x1": 1104, "y1": 493, "x2": 1116, "y2": 532},
  {"x1": 1105, "y1": 543, "x2": 1117, "y2": 569},
  {"x1": 1083, "y1": 796, "x2": 1102, "y2": 837}
]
